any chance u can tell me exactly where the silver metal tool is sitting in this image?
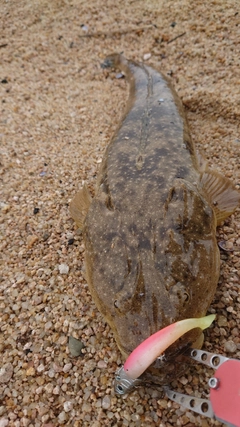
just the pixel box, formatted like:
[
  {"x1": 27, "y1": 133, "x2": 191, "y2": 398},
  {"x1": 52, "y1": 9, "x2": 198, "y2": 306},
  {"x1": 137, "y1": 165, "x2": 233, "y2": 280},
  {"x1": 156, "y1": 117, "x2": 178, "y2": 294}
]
[
  {"x1": 114, "y1": 366, "x2": 142, "y2": 395},
  {"x1": 115, "y1": 347, "x2": 240, "y2": 426},
  {"x1": 164, "y1": 348, "x2": 240, "y2": 427}
]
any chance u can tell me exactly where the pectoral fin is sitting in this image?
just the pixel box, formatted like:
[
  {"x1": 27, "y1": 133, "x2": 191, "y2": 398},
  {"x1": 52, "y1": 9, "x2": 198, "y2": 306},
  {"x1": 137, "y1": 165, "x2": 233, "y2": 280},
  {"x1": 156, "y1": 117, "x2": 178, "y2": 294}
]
[
  {"x1": 69, "y1": 184, "x2": 92, "y2": 229},
  {"x1": 200, "y1": 169, "x2": 240, "y2": 225}
]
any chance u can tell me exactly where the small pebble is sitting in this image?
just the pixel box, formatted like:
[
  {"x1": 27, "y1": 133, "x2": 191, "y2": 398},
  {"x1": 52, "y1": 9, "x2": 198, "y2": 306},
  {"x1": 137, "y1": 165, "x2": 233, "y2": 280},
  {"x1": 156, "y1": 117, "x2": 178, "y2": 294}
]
[
  {"x1": 58, "y1": 264, "x2": 69, "y2": 274},
  {"x1": 58, "y1": 412, "x2": 67, "y2": 424},
  {"x1": 63, "y1": 401, "x2": 73, "y2": 412},
  {"x1": 81, "y1": 24, "x2": 88, "y2": 32},
  {"x1": 47, "y1": 369, "x2": 55, "y2": 378},
  {"x1": 53, "y1": 386, "x2": 60, "y2": 395},
  {"x1": 36, "y1": 387, "x2": 43, "y2": 395},
  {"x1": 0, "y1": 364, "x2": 13, "y2": 383},
  {"x1": 157, "y1": 399, "x2": 168, "y2": 409},
  {"x1": 45, "y1": 383, "x2": 53, "y2": 394},
  {"x1": 37, "y1": 405, "x2": 49, "y2": 417},
  {"x1": 82, "y1": 403, "x2": 91, "y2": 412},
  {"x1": 0, "y1": 420, "x2": 9, "y2": 427},
  {"x1": 26, "y1": 367, "x2": 35, "y2": 376},
  {"x1": 68, "y1": 336, "x2": 84, "y2": 357},
  {"x1": 21, "y1": 418, "x2": 30, "y2": 427},
  {"x1": 115, "y1": 72, "x2": 124, "y2": 79},
  {"x1": 97, "y1": 360, "x2": 107, "y2": 369},
  {"x1": 45, "y1": 321, "x2": 53, "y2": 331},
  {"x1": 101, "y1": 395, "x2": 111, "y2": 410},
  {"x1": 179, "y1": 376, "x2": 188, "y2": 385},
  {"x1": 42, "y1": 232, "x2": 50, "y2": 241},
  {"x1": 37, "y1": 364, "x2": 45, "y2": 373},
  {"x1": 224, "y1": 340, "x2": 237, "y2": 353},
  {"x1": 63, "y1": 363, "x2": 72, "y2": 373},
  {"x1": 143, "y1": 53, "x2": 151, "y2": 61},
  {"x1": 1, "y1": 203, "x2": 10, "y2": 213},
  {"x1": 217, "y1": 315, "x2": 228, "y2": 327},
  {"x1": 181, "y1": 415, "x2": 190, "y2": 424},
  {"x1": 27, "y1": 234, "x2": 39, "y2": 248}
]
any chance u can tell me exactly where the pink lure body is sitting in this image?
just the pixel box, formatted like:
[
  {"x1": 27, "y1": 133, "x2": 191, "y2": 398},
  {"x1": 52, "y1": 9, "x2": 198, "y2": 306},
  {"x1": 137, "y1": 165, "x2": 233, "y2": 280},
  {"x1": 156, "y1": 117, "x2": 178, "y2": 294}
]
[{"x1": 124, "y1": 315, "x2": 215, "y2": 379}]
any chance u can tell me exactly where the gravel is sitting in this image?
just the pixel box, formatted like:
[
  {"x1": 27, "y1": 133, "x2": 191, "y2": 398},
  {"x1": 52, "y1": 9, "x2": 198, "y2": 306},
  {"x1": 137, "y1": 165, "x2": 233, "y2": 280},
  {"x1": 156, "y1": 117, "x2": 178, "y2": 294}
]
[{"x1": 0, "y1": 0, "x2": 239, "y2": 426}]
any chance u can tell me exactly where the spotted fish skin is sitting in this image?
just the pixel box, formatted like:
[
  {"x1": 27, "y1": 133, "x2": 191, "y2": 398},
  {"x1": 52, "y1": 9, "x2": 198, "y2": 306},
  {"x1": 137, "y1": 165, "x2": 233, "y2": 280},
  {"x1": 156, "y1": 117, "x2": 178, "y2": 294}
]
[
  {"x1": 85, "y1": 54, "x2": 218, "y2": 349},
  {"x1": 70, "y1": 54, "x2": 240, "y2": 383}
]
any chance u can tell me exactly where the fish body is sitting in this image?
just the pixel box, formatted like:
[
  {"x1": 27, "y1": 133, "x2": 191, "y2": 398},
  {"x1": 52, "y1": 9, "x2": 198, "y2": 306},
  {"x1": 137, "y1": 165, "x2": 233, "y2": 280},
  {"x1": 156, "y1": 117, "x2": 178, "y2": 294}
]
[{"x1": 71, "y1": 54, "x2": 240, "y2": 383}]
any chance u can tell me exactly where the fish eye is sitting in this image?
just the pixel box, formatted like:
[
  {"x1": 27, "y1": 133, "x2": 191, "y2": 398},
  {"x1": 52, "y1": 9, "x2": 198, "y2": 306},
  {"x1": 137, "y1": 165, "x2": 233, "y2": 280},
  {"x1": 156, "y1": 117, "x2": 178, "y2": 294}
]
[{"x1": 183, "y1": 292, "x2": 190, "y2": 303}]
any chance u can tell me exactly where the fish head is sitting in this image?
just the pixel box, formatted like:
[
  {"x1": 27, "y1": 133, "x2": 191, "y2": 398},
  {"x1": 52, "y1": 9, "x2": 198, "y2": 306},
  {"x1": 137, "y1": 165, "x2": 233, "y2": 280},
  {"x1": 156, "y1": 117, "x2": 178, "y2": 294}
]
[{"x1": 84, "y1": 180, "x2": 220, "y2": 381}]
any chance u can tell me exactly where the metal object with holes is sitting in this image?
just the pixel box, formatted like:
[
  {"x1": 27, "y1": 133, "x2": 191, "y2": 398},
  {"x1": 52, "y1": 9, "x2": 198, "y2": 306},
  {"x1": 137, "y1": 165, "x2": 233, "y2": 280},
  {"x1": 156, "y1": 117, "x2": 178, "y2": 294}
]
[
  {"x1": 163, "y1": 387, "x2": 215, "y2": 419},
  {"x1": 114, "y1": 349, "x2": 240, "y2": 427},
  {"x1": 114, "y1": 348, "x2": 240, "y2": 426},
  {"x1": 187, "y1": 347, "x2": 229, "y2": 368},
  {"x1": 165, "y1": 348, "x2": 240, "y2": 427}
]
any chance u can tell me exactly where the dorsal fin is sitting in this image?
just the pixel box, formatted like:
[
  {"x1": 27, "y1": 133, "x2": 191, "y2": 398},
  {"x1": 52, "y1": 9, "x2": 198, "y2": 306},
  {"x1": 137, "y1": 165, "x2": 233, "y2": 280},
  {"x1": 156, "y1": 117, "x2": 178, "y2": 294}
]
[
  {"x1": 200, "y1": 169, "x2": 240, "y2": 225},
  {"x1": 69, "y1": 183, "x2": 92, "y2": 229}
]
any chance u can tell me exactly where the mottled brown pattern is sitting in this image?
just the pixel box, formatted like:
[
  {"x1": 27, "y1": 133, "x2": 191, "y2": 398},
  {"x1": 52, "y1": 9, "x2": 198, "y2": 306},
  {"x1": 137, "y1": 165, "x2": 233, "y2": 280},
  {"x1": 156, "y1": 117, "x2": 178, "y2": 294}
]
[{"x1": 81, "y1": 55, "x2": 225, "y2": 383}]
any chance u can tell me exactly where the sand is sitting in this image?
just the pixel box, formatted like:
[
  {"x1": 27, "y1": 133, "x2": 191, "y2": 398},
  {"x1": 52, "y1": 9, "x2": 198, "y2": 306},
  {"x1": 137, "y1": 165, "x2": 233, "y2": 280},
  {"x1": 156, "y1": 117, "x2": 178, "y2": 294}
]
[{"x1": 0, "y1": 0, "x2": 239, "y2": 426}]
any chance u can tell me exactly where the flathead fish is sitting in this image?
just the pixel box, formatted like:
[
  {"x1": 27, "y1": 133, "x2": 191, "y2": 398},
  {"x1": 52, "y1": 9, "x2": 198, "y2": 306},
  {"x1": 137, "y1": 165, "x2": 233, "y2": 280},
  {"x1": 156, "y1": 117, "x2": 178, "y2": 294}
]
[{"x1": 70, "y1": 54, "x2": 240, "y2": 383}]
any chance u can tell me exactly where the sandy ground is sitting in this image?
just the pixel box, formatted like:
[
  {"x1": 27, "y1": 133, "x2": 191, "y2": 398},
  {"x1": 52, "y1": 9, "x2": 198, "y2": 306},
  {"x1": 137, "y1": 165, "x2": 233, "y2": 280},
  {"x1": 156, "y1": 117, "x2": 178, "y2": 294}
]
[{"x1": 0, "y1": 0, "x2": 240, "y2": 426}]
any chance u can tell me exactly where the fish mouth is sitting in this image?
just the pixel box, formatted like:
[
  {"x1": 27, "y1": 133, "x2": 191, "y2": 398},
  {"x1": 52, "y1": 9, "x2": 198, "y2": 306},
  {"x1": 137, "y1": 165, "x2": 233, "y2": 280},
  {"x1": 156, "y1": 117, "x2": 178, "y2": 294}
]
[
  {"x1": 118, "y1": 338, "x2": 192, "y2": 383},
  {"x1": 141, "y1": 343, "x2": 193, "y2": 385},
  {"x1": 117, "y1": 327, "x2": 205, "y2": 385}
]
